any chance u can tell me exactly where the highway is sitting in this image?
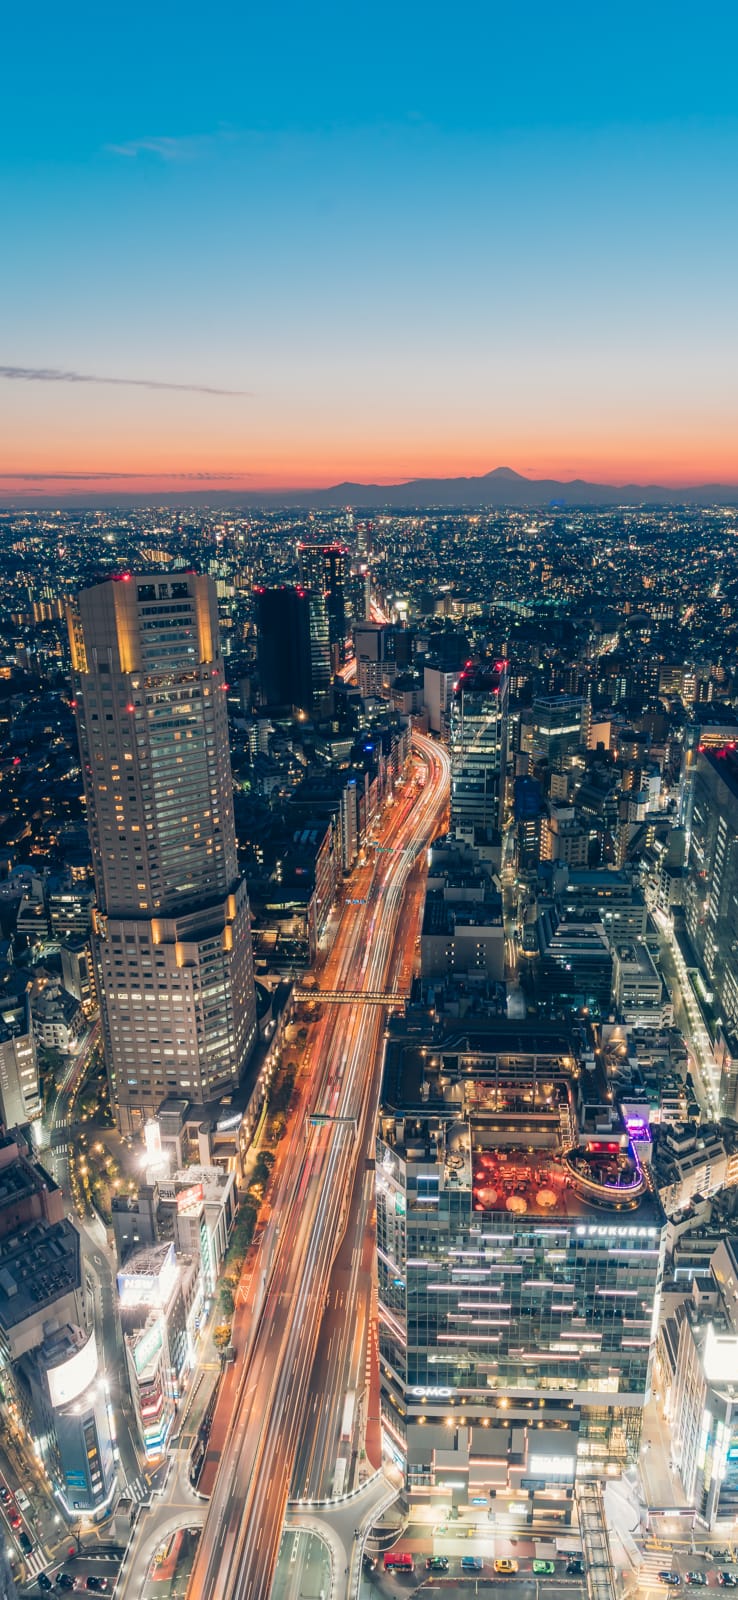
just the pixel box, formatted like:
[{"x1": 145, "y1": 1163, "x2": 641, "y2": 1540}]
[{"x1": 187, "y1": 733, "x2": 450, "y2": 1600}]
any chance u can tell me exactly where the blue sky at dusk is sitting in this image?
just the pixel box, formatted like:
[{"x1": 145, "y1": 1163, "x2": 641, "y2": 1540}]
[{"x1": 2, "y1": 0, "x2": 738, "y2": 493}]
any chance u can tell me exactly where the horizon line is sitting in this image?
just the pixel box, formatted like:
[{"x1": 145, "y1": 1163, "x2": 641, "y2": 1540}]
[{"x1": 2, "y1": 463, "x2": 738, "y2": 493}]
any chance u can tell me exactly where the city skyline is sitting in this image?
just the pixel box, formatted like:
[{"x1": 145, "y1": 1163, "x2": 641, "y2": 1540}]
[
  {"x1": 3, "y1": 505, "x2": 738, "y2": 1590},
  {"x1": 3, "y1": 1, "x2": 738, "y2": 496}
]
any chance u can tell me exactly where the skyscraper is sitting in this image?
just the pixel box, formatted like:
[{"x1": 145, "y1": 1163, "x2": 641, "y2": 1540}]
[
  {"x1": 685, "y1": 744, "x2": 738, "y2": 1114},
  {"x1": 68, "y1": 572, "x2": 257, "y2": 1133},
  {"x1": 528, "y1": 693, "x2": 588, "y2": 773},
  {"x1": 298, "y1": 543, "x2": 348, "y2": 665},
  {"x1": 255, "y1": 585, "x2": 331, "y2": 714},
  {"x1": 449, "y1": 658, "x2": 509, "y2": 841}
]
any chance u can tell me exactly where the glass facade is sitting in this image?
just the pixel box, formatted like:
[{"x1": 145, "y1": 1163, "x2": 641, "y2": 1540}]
[
  {"x1": 686, "y1": 749, "x2": 738, "y2": 1041},
  {"x1": 376, "y1": 1026, "x2": 666, "y2": 1508},
  {"x1": 450, "y1": 659, "x2": 509, "y2": 840}
]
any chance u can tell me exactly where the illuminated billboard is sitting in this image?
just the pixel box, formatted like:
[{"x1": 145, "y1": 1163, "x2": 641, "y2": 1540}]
[
  {"x1": 144, "y1": 1119, "x2": 162, "y2": 1161},
  {"x1": 176, "y1": 1183, "x2": 204, "y2": 1216},
  {"x1": 117, "y1": 1242, "x2": 179, "y2": 1309},
  {"x1": 47, "y1": 1330, "x2": 99, "y2": 1410},
  {"x1": 133, "y1": 1318, "x2": 164, "y2": 1376},
  {"x1": 528, "y1": 1454, "x2": 575, "y2": 1480}
]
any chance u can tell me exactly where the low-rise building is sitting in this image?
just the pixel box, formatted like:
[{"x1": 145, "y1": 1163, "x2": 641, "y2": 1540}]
[
  {"x1": 31, "y1": 982, "x2": 84, "y2": 1054},
  {"x1": 158, "y1": 1167, "x2": 237, "y2": 1297},
  {"x1": 0, "y1": 969, "x2": 41, "y2": 1128},
  {"x1": 612, "y1": 940, "x2": 670, "y2": 1027},
  {"x1": 118, "y1": 1241, "x2": 202, "y2": 1459},
  {"x1": 653, "y1": 1122, "x2": 738, "y2": 1218}
]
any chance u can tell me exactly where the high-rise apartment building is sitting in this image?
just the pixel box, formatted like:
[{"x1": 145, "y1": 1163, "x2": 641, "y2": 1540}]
[
  {"x1": 68, "y1": 573, "x2": 257, "y2": 1133},
  {"x1": 255, "y1": 585, "x2": 331, "y2": 714},
  {"x1": 449, "y1": 658, "x2": 509, "y2": 841},
  {"x1": 377, "y1": 1020, "x2": 666, "y2": 1522},
  {"x1": 298, "y1": 543, "x2": 348, "y2": 665}
]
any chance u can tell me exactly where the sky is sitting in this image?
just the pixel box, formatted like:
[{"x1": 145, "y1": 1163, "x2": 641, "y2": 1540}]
[{"x1": 2, "y1": 0, "x2": 738, "y2": 498}]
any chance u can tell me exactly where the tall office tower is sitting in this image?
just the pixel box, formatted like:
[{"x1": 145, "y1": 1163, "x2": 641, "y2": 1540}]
[
  {"x1": 377, "y1": 1021, "x2": 666, "y2": 1518},
  {"x1": 68, "y1": 573, "x2": 257, "y2": 1134},
  {"x1": 347, "y1": 560, "x2": 371, "y2": 625},
  {"x1": 449, "y1": 658, "x2": 509, "y2": 841},
  {"x1": 255, "y1": 585, "x2": 331, "y2": 714},
  {"x1": 685, "y1": 745, "x2": 738, "y2": 1113},
  {"x1": 298, "y1": 543, "x2": 348, "y2": 666},
  {"x1": 528, "y1": 693, "x2": 588, "y2": 772}
]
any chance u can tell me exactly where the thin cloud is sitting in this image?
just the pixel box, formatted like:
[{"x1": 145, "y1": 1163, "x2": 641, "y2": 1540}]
[
  {"x1": 105, "y1": 134, "x2": 210, "y2": 160},
  {"x1": 0, "y1": 471, "x2": 250, "y2": 482},
  {"x1": 0, "y1": 365, "x2": 250, "y2": 398}
]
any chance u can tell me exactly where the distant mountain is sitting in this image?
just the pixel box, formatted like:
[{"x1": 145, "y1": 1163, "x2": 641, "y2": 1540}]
[
  {"x1": 3, "y1": 466, "x2": 738, "y2": 509},
  {"x1": 279, "y1": 466, "x2": 738, "y2": 510}
]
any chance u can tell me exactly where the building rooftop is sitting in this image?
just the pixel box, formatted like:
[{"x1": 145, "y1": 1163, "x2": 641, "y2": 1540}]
[
  {"x1": 0, "y1": 1218, "x2": 80, "y2": 1330},
  {"x1": 381, "y1": 1021, "x2": 663, "y2": 1225}
]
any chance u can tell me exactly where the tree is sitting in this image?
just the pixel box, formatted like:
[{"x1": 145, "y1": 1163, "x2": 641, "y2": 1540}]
[{"x1": 213, "y1": 1324, "x2": 232, "y2": 1351}]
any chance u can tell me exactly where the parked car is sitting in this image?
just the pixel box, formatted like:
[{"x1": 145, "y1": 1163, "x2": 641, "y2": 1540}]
[
  {"x1": 426, "y1": 1557, "x2": 449, "y2": 1572},
  {"x1": 9, "y1": 1513, "x2": 21, "y2": 1531},
  {"x1": 461, "y1": 1557, "x2": 484, "y2": 1573},
  {"x1": 686, "y1": 1577, "x2": 708, "y2": 1587},
  {"x1": 718, "y1": 1577, "x2": 738, "y2": 1589},
  {"x1": 533, "y1": 1561, "x2": 556, "y2": 1576},
  {"x1": 567, "y1": 1558, "x2": 586, "y2": 1576},
  {"x1": 38, "y1": 1575, "x2": 53, "y2": 1593},
  {"x1": 495, "y1": 1559, "x2": 519, "y2": 1574},
  {"x1": 657, "y1": 1575, "x2": 681, "y2": 1587},
  {"x1": 85, "y1": 1581, "x2": 108, "y2": 1593},
  {"x1": 55, "y1": 1576, "x2": 74, "y2": 1590},
  {"x1": 19, "y1": 1533, "x2": 32, "y2": 1555}
]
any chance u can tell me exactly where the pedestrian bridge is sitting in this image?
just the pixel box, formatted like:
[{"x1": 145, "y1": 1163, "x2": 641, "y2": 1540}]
[{"x1": 294, "y1": 988, "x2": 406, "y2": 1007}]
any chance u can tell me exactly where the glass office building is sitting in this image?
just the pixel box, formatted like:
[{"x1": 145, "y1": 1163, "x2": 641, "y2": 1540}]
[
  {"x1": 449, "y1": 659, "x2": 509, "y2": 842},
  {"x1": 377, "y1": 1020, "x2": 666, "y2": 1521}
]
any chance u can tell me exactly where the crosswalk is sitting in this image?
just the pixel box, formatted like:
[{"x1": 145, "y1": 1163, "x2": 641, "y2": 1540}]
[
  {"x1": 637, "y1": 1551, "x2": 680, "y2": 1588},
  {"x1": 24, "y1": 1548, "x2": 49, "y2": 1579},
  {"x1": 126, "y1": 1475, "x2": 150, "y2": 1504}
]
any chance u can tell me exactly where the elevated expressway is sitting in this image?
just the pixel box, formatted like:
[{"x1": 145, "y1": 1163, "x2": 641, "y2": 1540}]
[{"x1": 187, "y1": 734, "x2": 450, "y2": 1600}]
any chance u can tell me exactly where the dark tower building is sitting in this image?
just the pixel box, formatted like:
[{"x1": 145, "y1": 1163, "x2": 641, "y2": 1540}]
[{"x1": 255, "y1": 585, "x2": 331, "y2": 714}]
